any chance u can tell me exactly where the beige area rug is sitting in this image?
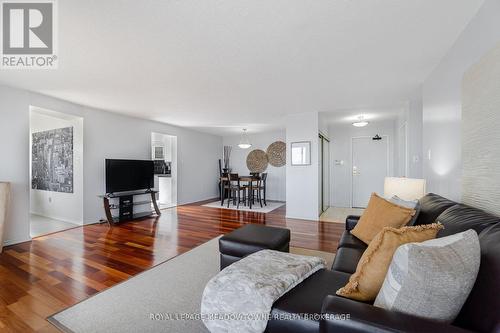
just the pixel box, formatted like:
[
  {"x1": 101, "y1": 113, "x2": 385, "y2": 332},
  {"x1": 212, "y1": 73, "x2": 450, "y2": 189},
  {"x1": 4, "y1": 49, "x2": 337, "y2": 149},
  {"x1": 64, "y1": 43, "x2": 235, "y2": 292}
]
[
  {"x1": 203, "y1": 200, "x2": 285, "y2": 213},
  {"x1": 48, "y1": 237, "x2": 335, "y2": 333},
  {"x1": 320, "y1": 207, "x2": 364, "y2": 224}
]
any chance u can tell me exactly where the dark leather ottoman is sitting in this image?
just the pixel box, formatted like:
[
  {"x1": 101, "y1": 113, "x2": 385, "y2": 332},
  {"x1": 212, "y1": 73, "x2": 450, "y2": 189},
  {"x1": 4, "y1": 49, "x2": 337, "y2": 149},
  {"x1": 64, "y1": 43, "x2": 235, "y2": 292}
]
[{"x1": 219, "y1": 224, "x2": 291, "y2": 270}]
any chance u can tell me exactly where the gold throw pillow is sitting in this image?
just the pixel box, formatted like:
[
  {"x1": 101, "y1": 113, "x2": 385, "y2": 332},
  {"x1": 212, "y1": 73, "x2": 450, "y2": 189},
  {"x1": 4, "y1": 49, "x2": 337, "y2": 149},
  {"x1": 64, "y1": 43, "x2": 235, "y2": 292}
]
[
  {"x1": 351, "y1": 193, "x2": 416, "y2": 244},
  {"x1": 336, "y1": 223, "x2": 444, "y2": 302}
]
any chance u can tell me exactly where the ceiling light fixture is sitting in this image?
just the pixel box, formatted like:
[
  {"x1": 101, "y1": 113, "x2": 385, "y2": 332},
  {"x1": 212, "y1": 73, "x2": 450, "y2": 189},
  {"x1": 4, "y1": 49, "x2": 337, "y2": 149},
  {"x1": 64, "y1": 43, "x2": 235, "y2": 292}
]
[
  {"x1": 352, "y1": 115, "x2": 369, "y2": 127},
  {"x1": 238, "y1": 129, "x2": 252, "y2": 149}
]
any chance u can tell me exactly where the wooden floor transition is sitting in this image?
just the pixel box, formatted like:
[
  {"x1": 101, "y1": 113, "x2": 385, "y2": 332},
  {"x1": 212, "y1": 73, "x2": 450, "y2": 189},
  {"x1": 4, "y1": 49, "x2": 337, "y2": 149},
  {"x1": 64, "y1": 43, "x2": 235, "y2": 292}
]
[{"x1": 0, "y1": 200, "x2": 344, "y2": 332}]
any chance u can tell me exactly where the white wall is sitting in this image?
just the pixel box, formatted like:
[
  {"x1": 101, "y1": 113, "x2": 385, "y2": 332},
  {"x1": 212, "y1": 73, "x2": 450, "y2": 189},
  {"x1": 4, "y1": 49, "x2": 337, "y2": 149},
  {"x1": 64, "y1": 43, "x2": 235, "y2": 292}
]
[
  {"x1": 30, "y1": 109, "x2": 84, "y2": 224},
  {"x1": 422, "y1": 0, "x2": 500, "y2": 201},
  {"x1": 222, "y1": 130, "x2": 286, "y2": 201},
  {"x1": 329, "y1": 119, "x2": 396, "y2": 208},
  {"x1": 407, "y1": 90, "x2": 423, "y2": 179},
  {"x1": 461, "y1": 41, "x2": 500, "y2": 216},
  {"x1": 393, "y1": 96, "x2": 423, "y2": 180},
  {"x1": 0, "y1": 84, "x2": 222, "y2": 246},
  {"x1": 318, "y1": 113, "x2": 330, "y2": 138},
  {"x1": 394, "y1": 112, "x2": 407, "y2": 177},
  {"x1": 0, "y1": 86, "x2": 30, "y2": 245},
  {"x1": 286, "y1": 112, "x2": 319, "y2": 220}
]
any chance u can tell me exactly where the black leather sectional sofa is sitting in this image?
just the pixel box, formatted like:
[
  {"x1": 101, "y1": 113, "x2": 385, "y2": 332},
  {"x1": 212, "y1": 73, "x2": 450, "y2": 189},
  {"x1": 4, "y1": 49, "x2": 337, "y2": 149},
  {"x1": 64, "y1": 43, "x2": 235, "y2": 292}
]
[{"x1": 265, "y1": 193, "x2": 500, "y2": 333}]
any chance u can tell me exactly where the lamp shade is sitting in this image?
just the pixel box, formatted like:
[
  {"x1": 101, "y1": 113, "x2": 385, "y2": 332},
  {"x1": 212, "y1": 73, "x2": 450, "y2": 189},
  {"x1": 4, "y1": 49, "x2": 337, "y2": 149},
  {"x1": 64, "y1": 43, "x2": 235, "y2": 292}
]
[{"x1": 384, "y1": 177, "x2": 426, "y2": 201}]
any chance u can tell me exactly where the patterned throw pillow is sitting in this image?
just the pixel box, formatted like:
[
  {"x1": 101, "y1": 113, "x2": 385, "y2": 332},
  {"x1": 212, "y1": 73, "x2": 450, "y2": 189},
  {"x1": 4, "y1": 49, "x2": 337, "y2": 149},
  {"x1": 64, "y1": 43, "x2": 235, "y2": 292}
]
[
  {"x1": 374, "y1": 229, "x2": 480, "y2": 323},
  {"x1": 388, "y1": 195, "x2": 421, "y2": 225},
  {"x1": 337, "y1": 223, "x2": 443, "y2": 301},
  {"x1": 351, "y1": 193, "x2": 416, "y2": 244}
]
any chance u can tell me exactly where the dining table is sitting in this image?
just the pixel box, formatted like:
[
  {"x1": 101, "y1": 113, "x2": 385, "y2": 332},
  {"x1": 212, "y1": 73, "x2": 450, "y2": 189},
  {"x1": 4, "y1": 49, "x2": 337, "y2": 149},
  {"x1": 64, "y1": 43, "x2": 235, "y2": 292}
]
[{"x1": 219, "y1": 175, "x2": 260, "y2": 209}]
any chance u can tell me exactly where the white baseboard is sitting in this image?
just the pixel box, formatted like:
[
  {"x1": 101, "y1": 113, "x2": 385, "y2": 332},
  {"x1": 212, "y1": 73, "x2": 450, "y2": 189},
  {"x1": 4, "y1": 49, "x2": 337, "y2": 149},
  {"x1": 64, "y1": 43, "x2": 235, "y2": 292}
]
[
  {"x1": 285, "y1": 214, "x2": 319, "y2": 221},
  {"x1": 30, "y1": 213, "x2": 82, "y2": 226},
  {"x1": 178, "y1": 196, "x2": 218, "y2": 206},
  {"x1": 3, "y1": 236, "x2": 32, "y2": 247}
]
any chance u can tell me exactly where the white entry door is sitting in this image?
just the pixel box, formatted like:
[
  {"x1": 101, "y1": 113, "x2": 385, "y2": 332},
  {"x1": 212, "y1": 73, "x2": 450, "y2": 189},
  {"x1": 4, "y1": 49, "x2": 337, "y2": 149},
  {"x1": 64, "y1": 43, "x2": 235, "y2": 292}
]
[{"x1": 352, "y1": 136, "x2": 389, "y2": 208}]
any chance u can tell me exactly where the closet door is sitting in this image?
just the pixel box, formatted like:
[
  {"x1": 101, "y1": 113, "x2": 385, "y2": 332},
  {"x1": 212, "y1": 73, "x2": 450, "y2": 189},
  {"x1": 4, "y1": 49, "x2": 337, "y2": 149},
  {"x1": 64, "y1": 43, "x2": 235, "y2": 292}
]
[
  {"x1": 322, "y1": 138, "x2": 330, "y2": 212},
  {"x1": 318, "y1": 134, "x2": 330, "y2": 215},
  {"x1": 318, "y1": 137, "x2": 323, "y2": 214}
]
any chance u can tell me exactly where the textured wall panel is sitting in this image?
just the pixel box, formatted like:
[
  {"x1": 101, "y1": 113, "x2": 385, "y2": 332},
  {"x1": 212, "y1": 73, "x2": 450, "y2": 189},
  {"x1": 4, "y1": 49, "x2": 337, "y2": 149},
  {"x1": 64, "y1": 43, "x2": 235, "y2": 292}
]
[{"x1": 462, "y1": 42, "x2": 500, "y2": 216}]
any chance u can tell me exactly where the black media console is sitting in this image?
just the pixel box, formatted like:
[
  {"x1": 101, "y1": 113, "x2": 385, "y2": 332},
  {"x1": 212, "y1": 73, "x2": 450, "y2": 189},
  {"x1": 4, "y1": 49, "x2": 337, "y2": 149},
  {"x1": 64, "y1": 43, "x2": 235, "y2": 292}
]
[{"x1": 99, "y1": 190, "x2": 161, "y2": 225}]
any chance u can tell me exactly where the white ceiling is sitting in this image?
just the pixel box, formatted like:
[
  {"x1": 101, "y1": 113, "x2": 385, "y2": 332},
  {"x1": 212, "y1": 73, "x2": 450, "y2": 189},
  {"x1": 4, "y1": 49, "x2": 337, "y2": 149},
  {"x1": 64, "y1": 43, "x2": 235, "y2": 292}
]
[
  {"x1": 320, "y1": 105, "x2": 406, "y2": 126},
  {"x1": 0, "y1": 0, "x2": 484, "y2": 135}
]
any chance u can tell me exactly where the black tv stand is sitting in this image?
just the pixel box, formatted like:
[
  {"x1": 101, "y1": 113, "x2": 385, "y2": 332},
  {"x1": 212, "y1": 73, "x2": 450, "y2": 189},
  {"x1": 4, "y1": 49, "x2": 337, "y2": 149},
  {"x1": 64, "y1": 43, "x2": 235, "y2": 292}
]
[{"x1": 99, "y1": 190, "x2": 161, "y2": 226}]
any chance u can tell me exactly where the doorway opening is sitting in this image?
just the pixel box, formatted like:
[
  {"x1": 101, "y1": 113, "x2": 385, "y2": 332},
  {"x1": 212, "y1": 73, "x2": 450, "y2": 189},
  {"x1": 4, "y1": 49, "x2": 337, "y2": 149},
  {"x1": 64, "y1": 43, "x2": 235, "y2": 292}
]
[
  {"x1": 29, "y1": 107, "x2": 84, "y2": 238},
  {"x1": 151, "y1": 133, "x2": 178, "y2": 209}
]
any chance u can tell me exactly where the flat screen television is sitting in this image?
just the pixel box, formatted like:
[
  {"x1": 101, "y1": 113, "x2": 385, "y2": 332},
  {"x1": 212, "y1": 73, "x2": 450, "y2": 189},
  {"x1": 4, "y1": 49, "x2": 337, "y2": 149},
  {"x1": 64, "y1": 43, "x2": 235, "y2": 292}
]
[{"x1": 105, "y1": 159, "x2": 154, "y2": 194}]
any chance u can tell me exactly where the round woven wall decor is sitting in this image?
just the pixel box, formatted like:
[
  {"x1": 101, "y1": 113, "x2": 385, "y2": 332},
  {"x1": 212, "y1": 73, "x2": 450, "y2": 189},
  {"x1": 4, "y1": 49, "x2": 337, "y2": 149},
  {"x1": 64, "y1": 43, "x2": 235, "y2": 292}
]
[
  {"x1": 246, "y1": 149, "x2": 268, "y2": 173},
  {"x1": 266, "y1": 141, "x2": 286, "y2": 167}
]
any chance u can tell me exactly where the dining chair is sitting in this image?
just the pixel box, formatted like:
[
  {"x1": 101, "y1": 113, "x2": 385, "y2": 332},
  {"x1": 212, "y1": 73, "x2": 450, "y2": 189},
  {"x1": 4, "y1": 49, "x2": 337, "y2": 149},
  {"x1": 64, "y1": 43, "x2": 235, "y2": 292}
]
[
  {"x1": 227, "y1": 173, "x2": 247, "y2": 209},
  {"x1": 220, "y1": 172, "x2": 229, "y2": 206},
  {"x1": 259, "y1": 173, "x2": 268, "y2": 206},
  {"x1": 248, "y1": 175, "x2": 263, "y2": 208}
]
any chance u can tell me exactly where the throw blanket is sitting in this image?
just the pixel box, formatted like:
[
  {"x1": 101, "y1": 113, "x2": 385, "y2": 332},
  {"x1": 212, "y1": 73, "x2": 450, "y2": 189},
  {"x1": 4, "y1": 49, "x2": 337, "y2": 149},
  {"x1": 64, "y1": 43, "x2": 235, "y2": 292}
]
[{"x1": 201, "y1": 250, "x2": 326, "y2": 333}]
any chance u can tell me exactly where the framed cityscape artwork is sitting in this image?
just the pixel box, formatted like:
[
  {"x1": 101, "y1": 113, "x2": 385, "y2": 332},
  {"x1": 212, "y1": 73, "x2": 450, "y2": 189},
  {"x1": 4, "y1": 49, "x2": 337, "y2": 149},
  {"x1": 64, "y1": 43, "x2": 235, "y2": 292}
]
[{"x1": 31, "y1": 127, "x2": 74, "y2": 193}]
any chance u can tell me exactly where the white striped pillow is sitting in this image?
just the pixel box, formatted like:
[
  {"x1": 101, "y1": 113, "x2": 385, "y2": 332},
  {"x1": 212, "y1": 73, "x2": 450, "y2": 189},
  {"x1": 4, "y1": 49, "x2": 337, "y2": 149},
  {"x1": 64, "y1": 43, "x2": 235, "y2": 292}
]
[{"x1": 374, "y1": 229, "x2": 480, "y2": 323}]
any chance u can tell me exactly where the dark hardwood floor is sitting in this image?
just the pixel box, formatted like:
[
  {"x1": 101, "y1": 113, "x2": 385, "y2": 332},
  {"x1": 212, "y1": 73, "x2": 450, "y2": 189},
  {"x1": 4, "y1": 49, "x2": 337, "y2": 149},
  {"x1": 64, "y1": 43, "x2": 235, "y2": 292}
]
[{"x1": 0, "y1": 201, "x2": 344, "y2": 332}]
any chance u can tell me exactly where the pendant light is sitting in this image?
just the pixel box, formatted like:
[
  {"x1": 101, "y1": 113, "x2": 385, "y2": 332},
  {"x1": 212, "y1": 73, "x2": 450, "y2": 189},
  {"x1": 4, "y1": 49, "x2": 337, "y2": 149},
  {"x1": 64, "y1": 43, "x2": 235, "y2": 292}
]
[{"x1": 238, "y1": 129, "x2": 252, "y2": 149}]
